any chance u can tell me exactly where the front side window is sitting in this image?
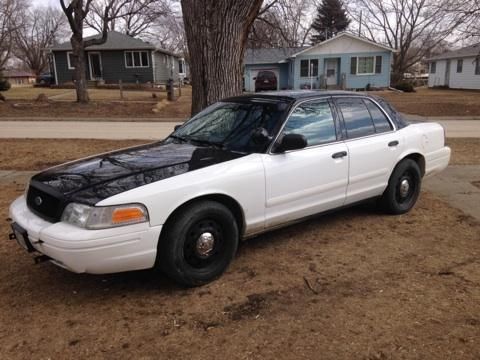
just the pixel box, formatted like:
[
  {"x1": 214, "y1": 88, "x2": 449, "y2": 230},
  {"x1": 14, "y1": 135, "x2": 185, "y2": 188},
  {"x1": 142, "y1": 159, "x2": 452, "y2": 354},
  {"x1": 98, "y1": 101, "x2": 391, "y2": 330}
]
[
  {"x1": 336, "y1": 98, "x2": 375, "y2": 139},
  {"x1": 283, "y1": 100, "x2": 337, "y2": 146},
  {"x1": 172, "y1": 101, "x2": 287, "y2": 153},
  {"x1": 125, "y1": 51, "x2": 149, "y2": 68}
]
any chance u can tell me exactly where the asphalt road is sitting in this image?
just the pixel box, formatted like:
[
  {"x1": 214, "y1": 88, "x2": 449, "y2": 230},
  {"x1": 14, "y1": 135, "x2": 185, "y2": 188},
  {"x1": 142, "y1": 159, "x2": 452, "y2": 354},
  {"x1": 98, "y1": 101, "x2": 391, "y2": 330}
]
[{"x1": 0, "y1": 119, "x2": 479, "y2": 139}]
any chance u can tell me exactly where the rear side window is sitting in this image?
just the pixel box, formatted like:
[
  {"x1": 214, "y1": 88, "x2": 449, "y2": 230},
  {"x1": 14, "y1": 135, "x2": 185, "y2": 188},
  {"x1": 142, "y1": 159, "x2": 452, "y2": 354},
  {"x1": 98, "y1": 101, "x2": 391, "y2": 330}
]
[
  {"x1": 283, "y1": 100, "x2": 337, "y2": 146},
  {"x1": 364, "y1": 99, "x2": 393, "y2": 133},
  {"x1": 336, "y1": 98, "x2": 375, "y2": 139}
]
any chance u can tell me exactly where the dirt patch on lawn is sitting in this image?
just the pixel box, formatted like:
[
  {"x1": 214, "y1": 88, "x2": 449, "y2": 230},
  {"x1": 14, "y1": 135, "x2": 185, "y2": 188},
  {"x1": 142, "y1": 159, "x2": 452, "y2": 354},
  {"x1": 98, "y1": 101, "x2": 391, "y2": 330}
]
[
  {"x1": 0, "y1": 139, "x2": 147, "y2": 171},
  {"x1": 1, "y1": 182, "x2": 480, "y2": 359},
  {"x1": 447, "y1": 138, "x2": 480, "y2": 165},
  {"x1": 372, "y1": 88, "x2": 480, "y2": 117}
]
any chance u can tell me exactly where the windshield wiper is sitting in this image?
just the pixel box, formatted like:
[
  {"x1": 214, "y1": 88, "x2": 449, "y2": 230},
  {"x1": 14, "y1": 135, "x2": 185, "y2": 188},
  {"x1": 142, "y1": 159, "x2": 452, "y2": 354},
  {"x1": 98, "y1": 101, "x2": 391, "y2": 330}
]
[
  {"x1": 187, "y1": 138, "x2": 225, "y2": 149},
  {"x1": 169, "y1": 134, "x2": 189, "y2": 143}
]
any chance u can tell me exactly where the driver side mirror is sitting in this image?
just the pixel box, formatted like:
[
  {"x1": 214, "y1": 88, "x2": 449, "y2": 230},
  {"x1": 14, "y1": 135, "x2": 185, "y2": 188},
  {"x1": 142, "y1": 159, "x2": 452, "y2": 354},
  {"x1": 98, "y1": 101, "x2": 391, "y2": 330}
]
[
  {"x1": 174, "y1": 124, "x2": 182, "y2": 131},
  {"x1": 273, "y1": 133, "x2": 307, "y2": 153}
]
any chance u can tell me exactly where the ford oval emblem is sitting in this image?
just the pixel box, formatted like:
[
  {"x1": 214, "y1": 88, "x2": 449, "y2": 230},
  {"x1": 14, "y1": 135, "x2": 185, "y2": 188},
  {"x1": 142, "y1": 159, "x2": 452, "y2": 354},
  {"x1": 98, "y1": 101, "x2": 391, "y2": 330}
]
[{"x1": 34, "y1": 196, "x2": 43, "y2": 206}]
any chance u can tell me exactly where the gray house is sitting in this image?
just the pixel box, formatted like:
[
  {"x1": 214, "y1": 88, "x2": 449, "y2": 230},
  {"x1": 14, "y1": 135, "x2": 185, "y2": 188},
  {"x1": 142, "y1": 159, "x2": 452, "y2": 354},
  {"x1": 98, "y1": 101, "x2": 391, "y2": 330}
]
[
  {"x1": 49, "y1": 31, "x2": 187, "y2": 85},
  {"x1": 427, "y1": 43, "x2": 480, "y2": 90}
]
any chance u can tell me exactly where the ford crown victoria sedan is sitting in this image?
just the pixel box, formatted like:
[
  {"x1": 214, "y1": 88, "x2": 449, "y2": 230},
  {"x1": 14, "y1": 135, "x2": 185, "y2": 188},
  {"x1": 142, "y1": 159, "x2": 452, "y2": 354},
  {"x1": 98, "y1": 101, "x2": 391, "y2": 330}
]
[{"x1": 9, "y1": 91, "x2": 451, "y2": 286}]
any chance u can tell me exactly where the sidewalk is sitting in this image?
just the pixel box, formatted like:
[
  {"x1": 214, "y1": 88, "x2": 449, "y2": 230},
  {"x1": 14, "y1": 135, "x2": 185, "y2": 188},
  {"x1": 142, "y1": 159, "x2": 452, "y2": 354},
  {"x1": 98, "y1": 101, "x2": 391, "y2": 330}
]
[
  {"x1": 0, "y1": 120, "x2": 182, "y2": 140},
  {"x1": 1, "y1": 117, "x2": 479, "y2": 139}
]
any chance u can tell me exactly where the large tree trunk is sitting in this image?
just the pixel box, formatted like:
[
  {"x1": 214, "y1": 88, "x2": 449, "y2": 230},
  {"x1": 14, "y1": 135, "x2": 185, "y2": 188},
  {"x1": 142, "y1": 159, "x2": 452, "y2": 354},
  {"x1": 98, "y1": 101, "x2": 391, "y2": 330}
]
[
  {"x1": 181, "y1": 0, "x2": 263, "y2": 115},
  {"x1": 71, "y1": 36, "x2": 90, "y2": 103}
]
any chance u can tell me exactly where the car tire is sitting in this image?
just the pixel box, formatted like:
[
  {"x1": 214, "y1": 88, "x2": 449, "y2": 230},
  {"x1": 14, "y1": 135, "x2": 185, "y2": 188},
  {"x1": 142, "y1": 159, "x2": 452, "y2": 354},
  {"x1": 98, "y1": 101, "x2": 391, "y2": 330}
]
[
  {"x1": 157, "y1": 201, "x2": 239, "y2": 287},
  {"x1": 380, "y1": 159, "x2": 422, "y2": 215}
]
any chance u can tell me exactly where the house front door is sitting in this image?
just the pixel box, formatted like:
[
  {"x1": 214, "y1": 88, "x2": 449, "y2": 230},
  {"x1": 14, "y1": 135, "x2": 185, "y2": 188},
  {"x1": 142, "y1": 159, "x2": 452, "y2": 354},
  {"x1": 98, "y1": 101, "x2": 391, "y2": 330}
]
[
  {"x1": 89, "y1": 53, "x2": 103, "y2": 80},
  {"x1": 325, "y1": 58, "x2": 338, "y2": 86}
]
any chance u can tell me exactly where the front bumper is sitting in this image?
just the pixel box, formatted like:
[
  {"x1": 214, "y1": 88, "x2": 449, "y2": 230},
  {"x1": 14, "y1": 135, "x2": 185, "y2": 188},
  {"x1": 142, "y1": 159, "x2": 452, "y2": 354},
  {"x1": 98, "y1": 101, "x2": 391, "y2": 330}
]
[{"x1": 9, "y1": 196, "x2": 162, "y2": 274}]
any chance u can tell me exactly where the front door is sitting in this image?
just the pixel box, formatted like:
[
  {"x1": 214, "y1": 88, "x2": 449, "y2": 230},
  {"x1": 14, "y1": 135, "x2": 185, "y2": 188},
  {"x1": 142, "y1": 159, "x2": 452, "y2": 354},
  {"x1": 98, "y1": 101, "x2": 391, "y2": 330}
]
[
  {"x1": 325, "y1": 59, "x2": 338, "y2": 86},
  {"x1": 89, "y1": 53, "x2": 103, "y2": 80},
  {"x1": 262, "y1": 99, "x2": 348, "y2": 227}
]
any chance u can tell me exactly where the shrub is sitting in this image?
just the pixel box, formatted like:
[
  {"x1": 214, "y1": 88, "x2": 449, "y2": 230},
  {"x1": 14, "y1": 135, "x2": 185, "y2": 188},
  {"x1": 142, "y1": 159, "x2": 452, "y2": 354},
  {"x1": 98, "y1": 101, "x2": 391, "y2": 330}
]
[
  {"x1": 393, "y1": 81, "x2": 415, "y2": 92},
  {"x1": 0, "y1": 72, "x2": 11, "y2": 91}
]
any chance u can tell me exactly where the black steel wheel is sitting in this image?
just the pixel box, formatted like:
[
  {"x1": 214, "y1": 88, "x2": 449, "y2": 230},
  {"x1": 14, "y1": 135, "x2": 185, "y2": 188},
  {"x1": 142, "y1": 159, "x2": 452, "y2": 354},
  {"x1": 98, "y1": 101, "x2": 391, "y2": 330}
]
[
  {"x1": 157, "y1": 201, "x2": 239, "y2": 287},
  {"x1": 380, "y1": 159, "x2": 422, "y2": 215}
]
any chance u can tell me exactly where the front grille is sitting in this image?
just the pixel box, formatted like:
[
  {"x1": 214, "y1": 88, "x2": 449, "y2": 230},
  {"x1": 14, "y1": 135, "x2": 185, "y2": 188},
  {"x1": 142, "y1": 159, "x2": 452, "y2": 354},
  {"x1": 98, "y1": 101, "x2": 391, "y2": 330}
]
[{"x1": 26, "y1": 184, "x2": 65, "y2": 223}]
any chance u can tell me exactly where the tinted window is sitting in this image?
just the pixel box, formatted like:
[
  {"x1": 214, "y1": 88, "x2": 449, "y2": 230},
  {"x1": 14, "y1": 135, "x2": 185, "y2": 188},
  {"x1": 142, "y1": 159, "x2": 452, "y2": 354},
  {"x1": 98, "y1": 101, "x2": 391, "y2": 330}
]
[
  {"x1": 283, "y1": 101, "x2": 336, "y2": 146},
  {"x1": 364, "y1": 99, "x2": 392, "y2": 133},
  {"x1": 258, "y1": 71, "x2": 276, "y2": 80},
  {"x1": 373, "y1": 96, "x2": 408, "y2": 128},
  {"x1": 336, "y1": 98, "x2": 375, "y2": 138}
]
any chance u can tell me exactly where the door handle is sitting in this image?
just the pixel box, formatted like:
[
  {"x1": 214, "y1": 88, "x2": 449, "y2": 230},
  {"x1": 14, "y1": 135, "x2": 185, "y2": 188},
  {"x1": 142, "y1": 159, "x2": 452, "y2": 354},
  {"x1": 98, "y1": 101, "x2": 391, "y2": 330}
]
[
  {"x1": 388, "y1": 140, "x2": 399, "y2": 147},
  {"x1": 332, "y1": 151, "x2": 347, "y2": 159}
]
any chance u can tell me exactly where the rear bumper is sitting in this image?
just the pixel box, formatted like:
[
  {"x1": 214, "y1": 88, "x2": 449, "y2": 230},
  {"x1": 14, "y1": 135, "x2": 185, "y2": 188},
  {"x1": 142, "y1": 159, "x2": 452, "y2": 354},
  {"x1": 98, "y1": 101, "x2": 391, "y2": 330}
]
[
  {"x1": 425, "y1": 146, "x2": 451, "y2": 177},
  {"x1": 9, "y1": 196, "x2": 162, "y2": 274}
]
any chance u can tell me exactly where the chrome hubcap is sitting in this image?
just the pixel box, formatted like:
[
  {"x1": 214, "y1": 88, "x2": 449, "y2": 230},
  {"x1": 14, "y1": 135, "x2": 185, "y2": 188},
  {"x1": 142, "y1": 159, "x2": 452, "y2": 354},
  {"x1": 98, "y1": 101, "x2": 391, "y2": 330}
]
[
  {"x1": 196, "y1": 232, "x2": 215, "y2": 257},
  {"x1": 399, "y1": 179, "x2": 410, "y2": 198}
]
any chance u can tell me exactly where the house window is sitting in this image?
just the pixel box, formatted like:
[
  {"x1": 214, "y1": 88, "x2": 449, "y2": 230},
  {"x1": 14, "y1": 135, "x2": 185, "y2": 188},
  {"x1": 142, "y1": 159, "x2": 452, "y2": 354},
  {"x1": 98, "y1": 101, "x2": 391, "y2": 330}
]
[
  {"x1": 357, "y1": 56, "x2": 375, "y2": 75},
  {"x1": 475, "y1": 58, "x2": 480, "y2": 75},
  {"x1": 67, "y1": 52, "x2": 75, "y2": 70},
  {"x1": 300, "y1": 59, "x2": 318, "y2": 77},
  {"x1": 430, "y1": 61, "x2": 436, "y2": 74},
  {"x1": 457, "y1": 59, "x2": 463, "y2": 73},
  {"x1": 179, "y1": 59, "x2": 185, "y2": 74},
  {"x1": 125, "y1": 51, "x2": 149, "y2": 68},
  {"x1": 350, "y1": 56, "x2": 380, "y2": 75}
]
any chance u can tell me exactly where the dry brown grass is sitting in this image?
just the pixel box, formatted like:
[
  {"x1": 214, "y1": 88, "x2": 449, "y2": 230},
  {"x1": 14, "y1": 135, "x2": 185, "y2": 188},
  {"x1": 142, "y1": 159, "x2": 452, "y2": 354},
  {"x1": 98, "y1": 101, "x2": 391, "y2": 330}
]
[{"x1": 372, "y1": 87, "x2": 480, "y2": 117}]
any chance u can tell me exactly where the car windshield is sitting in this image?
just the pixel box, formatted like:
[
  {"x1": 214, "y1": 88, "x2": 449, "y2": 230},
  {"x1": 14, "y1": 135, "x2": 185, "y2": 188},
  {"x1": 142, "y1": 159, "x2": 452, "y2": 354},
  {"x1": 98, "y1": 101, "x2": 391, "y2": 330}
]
[{"x1": 170, "y1": 101, "x2": 287, "y2": 153}]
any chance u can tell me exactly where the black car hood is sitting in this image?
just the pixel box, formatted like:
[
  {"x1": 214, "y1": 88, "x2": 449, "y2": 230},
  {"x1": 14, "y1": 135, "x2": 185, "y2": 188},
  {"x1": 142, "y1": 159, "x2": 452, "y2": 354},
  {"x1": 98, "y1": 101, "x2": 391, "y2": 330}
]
[{"x1": 30, "y1": 140, "x2": 246, "y2": 205}]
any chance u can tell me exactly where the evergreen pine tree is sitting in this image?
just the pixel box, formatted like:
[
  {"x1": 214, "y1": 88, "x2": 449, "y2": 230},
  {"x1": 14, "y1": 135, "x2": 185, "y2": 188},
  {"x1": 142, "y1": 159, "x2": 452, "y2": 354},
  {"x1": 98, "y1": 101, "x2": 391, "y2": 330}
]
[{"x1": 310, "y1": 0, "x2": 350, "y2": 44}]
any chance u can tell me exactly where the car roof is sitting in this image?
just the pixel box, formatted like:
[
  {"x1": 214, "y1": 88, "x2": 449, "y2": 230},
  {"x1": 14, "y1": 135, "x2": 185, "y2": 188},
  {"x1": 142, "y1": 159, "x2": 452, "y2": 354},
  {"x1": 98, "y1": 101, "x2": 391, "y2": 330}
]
[{"x1": 224, "y1": 90, "x2": 369, "y2": 103}]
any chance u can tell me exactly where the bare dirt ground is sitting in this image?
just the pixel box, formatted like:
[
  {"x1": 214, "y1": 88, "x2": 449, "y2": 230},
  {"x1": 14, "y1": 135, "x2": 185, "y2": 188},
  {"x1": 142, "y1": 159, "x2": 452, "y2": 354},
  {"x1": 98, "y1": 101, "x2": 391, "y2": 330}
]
[
  {"x1": 372, "y1": 88, "x2": 480, "y2": 117},
  {"x1": 0, "y1": 137, "x2": 477, "y2": 171},
  {"x1": 1, "y1": 138, "x2": 480, "y2": 359},
  {"x1": 0, "y1": 87, "x2": 192, "y2": 119}
]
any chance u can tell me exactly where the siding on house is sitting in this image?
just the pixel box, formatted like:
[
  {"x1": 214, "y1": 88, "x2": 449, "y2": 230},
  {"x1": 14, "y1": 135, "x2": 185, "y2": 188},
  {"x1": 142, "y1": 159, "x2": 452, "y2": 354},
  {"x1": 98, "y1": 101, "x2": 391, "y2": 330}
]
[
  {"x1": 153, "y1": 52, "x2": 180, "y2": 83},
  {"x1": 428, "y1": 57, "x2": 480, "y2": 89},
  {"x1": 54, "y1": 50, "x2": 154, "y2": 84},
  {"x1": 293, "y1": 51, "x2": 391, "y2": 89}
]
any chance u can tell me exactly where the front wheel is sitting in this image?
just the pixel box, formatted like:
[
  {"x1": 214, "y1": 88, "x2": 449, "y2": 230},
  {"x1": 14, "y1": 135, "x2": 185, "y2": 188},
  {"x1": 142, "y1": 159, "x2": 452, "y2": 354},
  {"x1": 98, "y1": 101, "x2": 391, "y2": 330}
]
[
  {"x1": 380, "y1": 159, "x2": 422, "y2": 215},
  {"x1": 157, "y1": 201, "x2": 239, "y2": 287}
]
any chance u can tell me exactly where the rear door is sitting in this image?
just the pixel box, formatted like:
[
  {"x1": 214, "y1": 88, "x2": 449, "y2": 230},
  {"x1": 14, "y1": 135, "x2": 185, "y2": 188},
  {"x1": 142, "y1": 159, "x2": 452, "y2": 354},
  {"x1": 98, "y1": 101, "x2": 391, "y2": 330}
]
[
  {"x1": 262, "y1": 98, "x2": 349, "y2": 227},
  {"x1": 334, "y1": 97, "x2": 404, "y2": 204}
]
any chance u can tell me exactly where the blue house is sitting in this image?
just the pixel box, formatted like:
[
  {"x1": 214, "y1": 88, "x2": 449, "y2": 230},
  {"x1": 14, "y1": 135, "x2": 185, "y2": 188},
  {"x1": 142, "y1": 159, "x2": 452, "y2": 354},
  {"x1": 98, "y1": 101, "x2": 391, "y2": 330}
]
[{"x1": 244, "y1": 32, "x2": 395, "y2": 91}]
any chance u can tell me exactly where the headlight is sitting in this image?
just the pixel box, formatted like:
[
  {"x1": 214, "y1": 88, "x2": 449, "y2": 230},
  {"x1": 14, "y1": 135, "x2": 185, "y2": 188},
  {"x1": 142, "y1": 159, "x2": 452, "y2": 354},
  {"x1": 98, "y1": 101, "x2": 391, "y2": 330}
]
[{"x1": 61, "y1": 203, "x2": 149, "y2": 229}]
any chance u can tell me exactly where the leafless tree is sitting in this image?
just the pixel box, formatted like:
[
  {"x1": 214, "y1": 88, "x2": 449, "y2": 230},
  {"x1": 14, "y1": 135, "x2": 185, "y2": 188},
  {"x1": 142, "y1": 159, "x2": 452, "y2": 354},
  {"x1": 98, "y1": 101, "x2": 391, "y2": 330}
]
[
  {"x1": 14, "y1": 6, "x2": 67, "y2": 76},
  {"x1": 181, "y1": 0, "x2": 263, "y2": 115},
  {"x1": 86, "y1": 0, "x2": 172, "y2": 38},
  {"x1": 0, "y1": 0, "x2": 25, "y2": 71},
  {"x1": 349, "y1": 0, "x2": 465, "y2": 84},
  {"x1": 249, "y1": 0, "x2": 314, "y2": 48},
  {"x1": 446, "y1": 0, "x2": 480, "y2": 41}
]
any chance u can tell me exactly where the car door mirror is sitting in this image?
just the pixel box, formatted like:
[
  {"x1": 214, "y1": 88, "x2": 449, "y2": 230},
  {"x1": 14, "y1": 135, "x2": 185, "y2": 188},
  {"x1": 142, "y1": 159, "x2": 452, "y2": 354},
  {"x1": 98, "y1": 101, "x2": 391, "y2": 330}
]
[
  {"x1": 273, "y1": 133, "x2": 307, "y2": 153},
  {"x1": 174, "y1": 124, "x2": 182, "y2": 131}
]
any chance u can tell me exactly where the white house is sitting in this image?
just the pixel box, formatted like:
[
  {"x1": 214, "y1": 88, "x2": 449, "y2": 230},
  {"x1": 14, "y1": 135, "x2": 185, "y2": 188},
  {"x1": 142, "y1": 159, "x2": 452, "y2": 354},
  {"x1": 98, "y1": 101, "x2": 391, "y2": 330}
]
[{"x1": 427, "y1": 43, "x2": 480, "y2": 90}]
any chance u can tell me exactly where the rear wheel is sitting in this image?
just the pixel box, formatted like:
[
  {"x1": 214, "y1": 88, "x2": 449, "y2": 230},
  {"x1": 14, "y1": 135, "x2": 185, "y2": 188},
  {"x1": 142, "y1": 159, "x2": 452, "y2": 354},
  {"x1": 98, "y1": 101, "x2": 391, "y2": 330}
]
[
  {"x1": 380, "y1": 159, "x2": 422, "y2": 215},
  {"x1": 157, "y1": 201, "x2": 239, "y2": 287}
]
